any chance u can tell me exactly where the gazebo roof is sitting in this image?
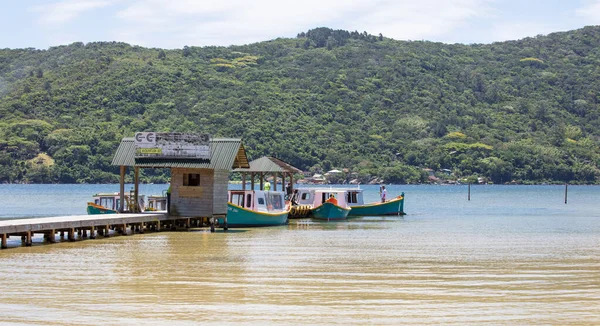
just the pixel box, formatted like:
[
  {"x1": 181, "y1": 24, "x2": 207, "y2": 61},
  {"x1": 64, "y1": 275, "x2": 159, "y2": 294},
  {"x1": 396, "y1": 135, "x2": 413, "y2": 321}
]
[{"x1": 233, "y1": 156, "x2": 302, "y2": 174}]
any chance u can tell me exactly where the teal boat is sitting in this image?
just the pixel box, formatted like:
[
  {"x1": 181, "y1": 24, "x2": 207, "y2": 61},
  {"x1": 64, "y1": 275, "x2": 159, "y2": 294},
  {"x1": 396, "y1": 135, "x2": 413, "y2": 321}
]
[
  {"x1": 348, "y1": 192, "x2": 405, "y2": 216},
  {"x1": 220, "y1": 190, "x2": 289, "y2": 227},
  {"x1": 311, "y1": 201, "x2": 351, "y2": 220},
  {"x1": 293, "y1": 188, "x2": 352, "y2": 220}
]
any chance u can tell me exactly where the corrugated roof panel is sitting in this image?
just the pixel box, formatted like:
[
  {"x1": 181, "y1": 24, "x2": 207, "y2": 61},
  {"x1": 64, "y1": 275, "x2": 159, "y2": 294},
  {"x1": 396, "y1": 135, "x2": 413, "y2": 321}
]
[
  {"x1": 111, "y1": 137, "x2": 135, "y2": 166},
  {"x1": 111, "y1": 137, "x2": 249, "y2": 170}
]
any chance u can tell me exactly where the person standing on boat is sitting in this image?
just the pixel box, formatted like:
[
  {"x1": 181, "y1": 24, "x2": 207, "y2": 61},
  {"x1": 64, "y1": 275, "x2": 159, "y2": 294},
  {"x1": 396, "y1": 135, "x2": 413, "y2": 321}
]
[
  {"x1": 326, "y1": 194, "x2": 338, "y2": 205},
  {"x1": 380, "y1": 185, "x2": 387, "y2": 203},
  {"x1": 264, "y1": 180, "x2": 271, "y2": 191}
]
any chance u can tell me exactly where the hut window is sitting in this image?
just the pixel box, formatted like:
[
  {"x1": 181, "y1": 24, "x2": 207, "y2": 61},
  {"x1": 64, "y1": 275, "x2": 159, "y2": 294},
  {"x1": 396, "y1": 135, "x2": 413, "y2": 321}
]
[{"x1": 183, "y1": 173, "x2": 200, "y2": 186}]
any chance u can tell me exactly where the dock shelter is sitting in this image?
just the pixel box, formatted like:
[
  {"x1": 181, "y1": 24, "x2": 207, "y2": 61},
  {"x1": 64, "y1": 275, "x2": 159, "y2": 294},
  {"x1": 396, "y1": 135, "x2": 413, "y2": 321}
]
[
  {"x1": 111, "y1": 135, "x2": 249, "y2": 220},
  {"x1": 233, "y1": 156, "x2": 303, "y2": 195}
]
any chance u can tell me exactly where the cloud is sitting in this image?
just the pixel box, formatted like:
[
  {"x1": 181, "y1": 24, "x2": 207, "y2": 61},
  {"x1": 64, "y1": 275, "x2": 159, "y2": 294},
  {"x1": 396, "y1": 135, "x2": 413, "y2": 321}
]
[
  {"x1": 113, "y1": 0, "x2": 492, "y2": 48},
  {"x1": 33, "y1": 0, "x2": 113, "y2": 25},
  {"x1": 576, "y1": 1, "x2": 600, "y2": 22}
]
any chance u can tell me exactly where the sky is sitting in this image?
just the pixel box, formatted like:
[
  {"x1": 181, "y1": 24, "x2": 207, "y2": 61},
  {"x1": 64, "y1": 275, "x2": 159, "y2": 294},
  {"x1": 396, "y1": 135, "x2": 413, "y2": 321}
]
[{"x1": 2, "y1": 0, "x2": 600, "y2": 49}]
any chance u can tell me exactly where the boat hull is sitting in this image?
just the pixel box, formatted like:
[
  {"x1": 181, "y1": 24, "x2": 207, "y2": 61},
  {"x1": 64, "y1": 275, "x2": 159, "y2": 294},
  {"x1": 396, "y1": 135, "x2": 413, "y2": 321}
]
[
  {"x1": 348, "y1": 196, "x2": 405, "y2": 216},
  {"x1": 311, "y1": 202, "x2": 351, "y2": 220},
  {"x1": 221, "y1": 203, "x2": 289, "y2": 227},
  {"x1": 86, "y1": 202, "x2": 118, "y2": 215}
]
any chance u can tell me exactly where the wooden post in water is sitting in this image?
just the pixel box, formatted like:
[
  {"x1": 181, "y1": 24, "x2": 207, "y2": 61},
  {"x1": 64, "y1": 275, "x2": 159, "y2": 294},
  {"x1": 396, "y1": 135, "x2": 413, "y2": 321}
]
[
  {"x1": 565, "y1": 183, "x2": 568, "y2": 204},
  {"x1": 1, "y1": 234, "x2": 7, "y2": 249},
  {"x1": 468, "y1": 183, "x2": 471, "y2": 201}
]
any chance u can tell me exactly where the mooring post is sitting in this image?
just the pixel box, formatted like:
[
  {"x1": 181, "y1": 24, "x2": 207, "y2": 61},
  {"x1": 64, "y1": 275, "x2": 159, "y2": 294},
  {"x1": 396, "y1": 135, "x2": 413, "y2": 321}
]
[
  {"x1": 468, "y1": 183, "x2": 471, "y2": 201},
  {"x1": 1, "y1": 234, "x2": 7, "y2": 249},
  {"x1": 565, "y1": 183, "x2": 568, "y2": 204}
]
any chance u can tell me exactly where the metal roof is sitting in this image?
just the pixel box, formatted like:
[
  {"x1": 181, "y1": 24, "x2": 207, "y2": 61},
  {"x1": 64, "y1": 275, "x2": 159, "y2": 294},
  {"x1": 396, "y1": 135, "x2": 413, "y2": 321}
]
[
  {"x1": 233, "y1": 156, "x2": 303, "y2": 174},
  {"x1": 111, "y1": 137, "x2": 249, "y2": 170}
]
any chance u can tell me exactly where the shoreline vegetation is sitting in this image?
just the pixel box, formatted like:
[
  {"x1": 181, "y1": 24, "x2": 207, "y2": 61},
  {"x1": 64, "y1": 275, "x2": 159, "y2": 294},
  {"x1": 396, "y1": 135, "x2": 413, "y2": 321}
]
[{"x1": 2, "y1": 27, "x2": 600, "y2": 185}]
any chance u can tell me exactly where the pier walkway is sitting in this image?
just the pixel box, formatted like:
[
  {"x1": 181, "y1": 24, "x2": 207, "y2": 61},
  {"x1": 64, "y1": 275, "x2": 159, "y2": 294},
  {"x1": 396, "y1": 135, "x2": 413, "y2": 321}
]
[{"x1": 0, "y1": 213, "x2": 222, "y2": 249}]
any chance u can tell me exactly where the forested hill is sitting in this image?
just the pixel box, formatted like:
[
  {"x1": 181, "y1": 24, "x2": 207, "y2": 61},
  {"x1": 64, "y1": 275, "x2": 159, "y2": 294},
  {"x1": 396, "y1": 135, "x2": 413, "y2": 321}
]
[{"x1": 2, "y1": 26, "x2": 600, "y2": 184}]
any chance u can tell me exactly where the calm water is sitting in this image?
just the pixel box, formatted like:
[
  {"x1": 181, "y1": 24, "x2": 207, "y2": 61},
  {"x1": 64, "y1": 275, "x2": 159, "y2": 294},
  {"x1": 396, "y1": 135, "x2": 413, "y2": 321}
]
[{"x1": 0, "y1": 184, "x2": 599, "y2": 325}]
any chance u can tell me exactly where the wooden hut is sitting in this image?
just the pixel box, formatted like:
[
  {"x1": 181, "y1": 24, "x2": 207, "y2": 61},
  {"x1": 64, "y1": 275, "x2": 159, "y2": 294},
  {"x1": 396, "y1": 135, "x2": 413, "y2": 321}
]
[{"x1": 112, "y1": 133, "x2": 249, "y2": 220}]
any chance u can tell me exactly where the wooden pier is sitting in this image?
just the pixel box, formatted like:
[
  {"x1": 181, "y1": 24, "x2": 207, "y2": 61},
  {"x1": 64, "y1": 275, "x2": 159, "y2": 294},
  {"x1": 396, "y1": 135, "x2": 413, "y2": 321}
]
[{"x1": 0, "y1": 213, "x2": 223, "y2": 249}]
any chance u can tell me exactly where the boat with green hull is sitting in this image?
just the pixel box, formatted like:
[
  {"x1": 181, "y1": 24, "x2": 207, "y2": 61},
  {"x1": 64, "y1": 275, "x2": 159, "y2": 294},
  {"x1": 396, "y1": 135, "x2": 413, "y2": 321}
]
[
  {"x1": 348, "y1": 192, "x2": 405, "y2": 216},
  {"x1": 292, "y1": 187, "x2": 406, "y2": 218},
  {"x1": 311, "y1": 201, "x2": 351, "y2": 220},
  {"x1": 293, "y1": 188, "x2": 352, "y2": 220},
  {"x1": 220, "y1": 190, "x2": 289, "y2": 227}
]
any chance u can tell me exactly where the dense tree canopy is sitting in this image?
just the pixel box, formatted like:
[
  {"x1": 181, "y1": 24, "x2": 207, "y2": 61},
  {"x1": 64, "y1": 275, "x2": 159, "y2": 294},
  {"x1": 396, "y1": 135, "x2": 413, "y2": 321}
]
[{"x1": 2, "y1": 26, "x2": 600, "y2": 184}]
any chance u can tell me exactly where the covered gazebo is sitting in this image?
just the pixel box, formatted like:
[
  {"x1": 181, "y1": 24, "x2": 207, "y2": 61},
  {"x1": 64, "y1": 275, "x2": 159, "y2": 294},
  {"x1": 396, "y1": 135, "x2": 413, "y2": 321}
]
[{"x1": 233, "y1": 156, "x2": 303, "y2": 195}]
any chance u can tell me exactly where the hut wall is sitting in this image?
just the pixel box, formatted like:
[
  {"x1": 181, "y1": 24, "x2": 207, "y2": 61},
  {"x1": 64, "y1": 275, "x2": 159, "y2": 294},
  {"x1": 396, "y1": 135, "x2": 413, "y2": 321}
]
[
  {"x1": 213, "y1": 169, "x2": 229, "y2": 215},
  {"x1": 170, "y1": 168, "x2": 214, "y2": 217}
]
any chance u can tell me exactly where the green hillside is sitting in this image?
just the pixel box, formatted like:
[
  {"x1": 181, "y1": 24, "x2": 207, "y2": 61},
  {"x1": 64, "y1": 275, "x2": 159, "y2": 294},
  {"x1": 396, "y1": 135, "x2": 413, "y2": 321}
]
[{"x1": 2, "y1": 26, "x2": 600, "y2": 184}]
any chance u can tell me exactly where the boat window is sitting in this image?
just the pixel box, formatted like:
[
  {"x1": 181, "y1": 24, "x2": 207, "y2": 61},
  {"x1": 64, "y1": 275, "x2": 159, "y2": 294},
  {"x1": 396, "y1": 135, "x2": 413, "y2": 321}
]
[
  {"x1": 230, "y1": 193, "x2": 244, "y2": 206},
  {"x1": 100, "y1": 197, "x2": 115, "y2": 210},
  {"x1": 258, "y1": 197, "x2": 265, "y2": 205},
  {"x1": 246, "y1": 194, "x2": 252, "y2": 208},
  {"x1": 183, "y1": 173, "x2": 200, "y2": 186},
  {"x1": 347, "y1": 192, "x2": 358, "y2": 204},
  {"x1": 267, "y1": 193, "x2": 283, "y2": 210},
  {"x1": 301, "y1": 193, "x2": 310, "y2": 200}
]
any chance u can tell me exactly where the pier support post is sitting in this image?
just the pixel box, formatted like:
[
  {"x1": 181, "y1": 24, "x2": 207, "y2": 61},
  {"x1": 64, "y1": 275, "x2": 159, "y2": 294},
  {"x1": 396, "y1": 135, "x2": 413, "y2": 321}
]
[
  {"x1": 210, "y1": 217, "x2": 215, "y2": 233},
  {"x1": 68, "y1": 228, "x2": 75, "y2": 241},
  {"x1": 186, "y1": 218, "x2": 190, "y2": 229},
  {"x1": 104, "y1": 225, "x2": 110, "y2": 237},
  {"x1": 157, "y1": 221, "x2": 161, "y2": 231},
  {"x1": 82, "y1": 229, "x2": 88, "y2": 238},
  {"x1": 48, "y1": 229, "x2": 56, "y2": 243},
  {"x1": 223, "y1": 216, "x2": 228, "y2": 231},
  {"x1": 60, "y1": 231, "x2": 65, "y2": 238},
  {"x1": 90, "y1": 226, "x2": 96, "y2": 239},
  {"x1": 139, "y1": 223, "x2": 145, "y2": 234},
  {"x1": 1, "y1": 234, "x2": 7, "y2": 249},
  {"x1": 25, "y1": 231, "x2": 32, "y2": 247}
]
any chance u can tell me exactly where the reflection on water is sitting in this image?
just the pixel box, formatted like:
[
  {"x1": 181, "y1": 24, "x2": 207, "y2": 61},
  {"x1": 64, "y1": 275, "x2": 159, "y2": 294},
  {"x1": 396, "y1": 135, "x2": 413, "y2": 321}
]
[{"x1": 0, "y1": 185, "x2": 599, "y2": 324}]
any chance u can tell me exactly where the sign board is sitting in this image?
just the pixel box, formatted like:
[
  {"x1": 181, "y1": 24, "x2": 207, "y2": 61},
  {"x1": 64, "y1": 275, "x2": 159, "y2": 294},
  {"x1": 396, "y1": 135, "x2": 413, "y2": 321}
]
[{"x1": 134, "y1": 132, "x2": 211, "y2": 159}]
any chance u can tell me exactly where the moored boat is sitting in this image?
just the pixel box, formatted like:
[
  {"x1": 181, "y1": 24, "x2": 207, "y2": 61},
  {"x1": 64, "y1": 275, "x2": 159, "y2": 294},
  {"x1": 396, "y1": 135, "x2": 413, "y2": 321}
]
[
  {"x1": 347, "y1": 191, "x2": 405, "y2": 216},
  {"x1": 293, "y1": 188, "x2": 351, "y2": 220},
  {"x1": 87, "y1": 192, "x2": 165, "y2": 215},
  {"x1": 222, "y1": 190, "x2": 289, "y2": 227}
]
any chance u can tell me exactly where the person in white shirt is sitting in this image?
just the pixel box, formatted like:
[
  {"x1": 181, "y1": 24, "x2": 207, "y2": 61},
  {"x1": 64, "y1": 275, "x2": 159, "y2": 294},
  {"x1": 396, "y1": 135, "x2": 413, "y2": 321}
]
[{"x1": 380, "y1": 185, "x2": 387, "y2": 203}]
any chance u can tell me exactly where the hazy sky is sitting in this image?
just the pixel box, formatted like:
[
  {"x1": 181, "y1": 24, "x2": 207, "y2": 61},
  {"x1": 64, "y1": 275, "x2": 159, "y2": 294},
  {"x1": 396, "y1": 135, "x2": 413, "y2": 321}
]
[{"x1": 2, "y1": 0, "x2": 600, "y2": 49}]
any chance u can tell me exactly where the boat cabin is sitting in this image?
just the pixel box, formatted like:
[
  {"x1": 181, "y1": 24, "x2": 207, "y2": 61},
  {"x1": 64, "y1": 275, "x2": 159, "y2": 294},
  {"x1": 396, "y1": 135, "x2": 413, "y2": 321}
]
[
  {"x1": 294, "y1": 188, "x2": 365, "y2": 207},
  {"x1": 92, "y1": 192, "x2": 146, "y2": 212},
  {"x1": 229, "y1": 190, "x2": 287, "y2": 213},
  {"x1": 146, "y1": 194, "x2": 168, "y2": 211}
]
